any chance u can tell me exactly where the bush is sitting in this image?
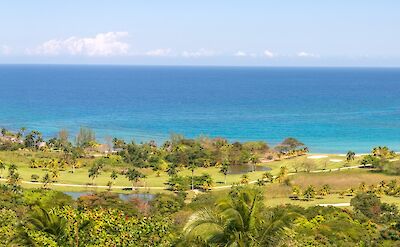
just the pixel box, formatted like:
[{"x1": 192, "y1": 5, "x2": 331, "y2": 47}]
[
  {"x1": 150, "y1": 193, "x2": 184, "y2": 215},
  {"x1": 30, "y1": 174, "x2": 39, "y2": 182}
]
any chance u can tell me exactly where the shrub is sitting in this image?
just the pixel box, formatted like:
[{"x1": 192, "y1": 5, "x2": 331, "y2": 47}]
[{"x1": 30, "y1": 174, "x2": 39, "y2": 182}]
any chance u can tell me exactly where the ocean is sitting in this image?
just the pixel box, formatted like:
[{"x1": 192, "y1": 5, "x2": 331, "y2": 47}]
[{"x1": 0, "y1": 65, "x2": 399, "y2": 153}]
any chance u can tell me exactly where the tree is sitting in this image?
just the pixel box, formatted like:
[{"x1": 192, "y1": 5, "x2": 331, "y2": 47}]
[
  {"x1": 24, "y1": 130, "x2": 43, "y2": 149},
  {"x1": 58, "y1": 129, "x2": 69, "y2": 145},
  {"x1": 303, "y1": 185, "x2": 315, "y2": 200},
  {"x1": 0, "y1": 160, "x2": 5, "y2": 178},
  {"x1": 371, "y1": 146, "x2": 395, "y2": 159},
  {"x1": 219, "y1": 162, "x2": 229, "y2": 184},
  {"x1": 358, "y1": 182, "x2": 367, "y2": 192},
  {"x1": 0, "y1": 128, "x2": 6, "y2": 136},
  {"x1": 240, "y1": 174, "x2": 249, "y2": 184},
  {"x1": 291, "y1": 185, "x2": 301, "y2": 199},
  {"x1": 125, "y1": 168, "x2": 144, "y2": 191},
  {"x1": 88, "y1": 163, "x2": 103, "y2": 185},
  {"x1": 7, "y1": 164, "x2": 21, "y2": 192},
  {"x1": 300, "y1": 159, "x2": 316, "y2": 173},
  {"x1": 183, "y1": 187, "x2": 297, "y2": 246},
  {"x1": 320, "y1": 184, "x2": 331, "y2": 196},
  {"x1": 188, "y1": 162, "x2": 197, "y2": 190},
  {"x1": 76, "y1": 127, "x2": 96, "y2": 148},
  {"x1": 111, "y1": 170, "x2": 118, "y2": 181},
  {"x1": 277, "y1": 166, "x2": 288, "y2": 183},
  {"x1": 261, "y1": 173, "x2": 272, "y2": 183},
  {"x1": 275, "y1": 137, "x2": 305, "y2": 153},
  {"x1": 13, "y1": 207, "x2": 67, "y2": 246},
  {"x1": 360, "y1": 155, "x2": 380, "y2": 168},
  {"x1": 249, "y1": 153, "x2": 260, "y2": 172},
  {"x1": 350, "y1": 192, "x2": 382, "y2": 220},
  {"x1": 346, "y1": 150, "x2": 356, "y2": 162},
  {"x1": 41, "y1": 173, "x2": 52, "y2": 189},
  {"x1": 30, "y1": 174, "x2": 39, "y2": 182}
]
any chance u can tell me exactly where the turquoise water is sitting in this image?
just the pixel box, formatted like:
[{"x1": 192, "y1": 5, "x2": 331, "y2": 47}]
[{"x1": 0, "y1": 65, "x2": 400, "y2": 153}]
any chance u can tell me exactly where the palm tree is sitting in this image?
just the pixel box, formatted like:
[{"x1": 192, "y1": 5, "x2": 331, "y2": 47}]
[
  {"x1": 0, "y1": 160, "x2": 5, "y2": 178},
  {"x1": 346, "y1": 150, "x2": 356, "y2": 162},
  {"x1": 188, "y1": 162, "x2": 197, "y2": 190},
  {"x1": 42, "y1": 173, "x2": 52, "y2": 189},
  {"x1": 291, "y1": 185, "x2": 301, "y2": 199},
  {"x1": 277, "y1": 166, "x2": 288, "y2": 183},
  {"x1": 8, "y1": 163, "x2": 17, "y2": 176},
  {"x1": 358, "y1": 182, "x2": 367, "y2": 192},
  {"x1": 219, "y1": 162, "x2": 229, "y2": 184},
  {"x1": 249, "y1": 153, "x2": 260, "y2": 172},
  {"x1": 12, "y1": 207, "x2": 67, "y2": 246},
  {"x1": 240, "y1": 174, "x2": 249, "y2": 184},
  {"x1": 303, "y1": 185, "x2": 315, "y2": 201},
  {"x1": 183, "y1": 187, "x2": 297, "y2": 246},
  {"x1": 262, "y1": 172, "x2": 274, "y2": 183},
  {"x1": 321, "y1": 184, "x2": 331, "y2": 195},
  {"x1": 110, "y1": 170, "x2": 118, "y2": 189}
]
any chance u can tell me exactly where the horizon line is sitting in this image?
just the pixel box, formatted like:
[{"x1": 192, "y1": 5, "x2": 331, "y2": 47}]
[{"x1": 0, "y1": 63, "x2": 400, "y2": 69}]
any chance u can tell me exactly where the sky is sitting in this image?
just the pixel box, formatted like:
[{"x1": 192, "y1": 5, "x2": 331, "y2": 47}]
[{"x1": 0, "y1": 1, "x2": 399, "y2": 66}]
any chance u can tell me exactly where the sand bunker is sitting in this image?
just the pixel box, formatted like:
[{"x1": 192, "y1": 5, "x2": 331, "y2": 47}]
[{"x1": 308, "y1": 155, "x2": 328, "y2": 159}]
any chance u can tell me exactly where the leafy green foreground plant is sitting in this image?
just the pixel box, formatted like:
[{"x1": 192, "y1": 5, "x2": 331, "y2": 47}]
[
  {"x1": 12, "y1": 207, "x2": 67, "y2": 246},
  {"x1": 11, "y1": 206, "x2": 175, "y2": 247},
  {"x1": 182, "y1": 187, "x2": 298, "y2": 246}
]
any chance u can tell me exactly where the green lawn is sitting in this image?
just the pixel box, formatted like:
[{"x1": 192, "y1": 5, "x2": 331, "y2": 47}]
[
  {"x1": 264, "y1": 194, "x2": 400, "y2": 208},
  {"x1": 1, "y1": 150, "x2": 398, "y2": 208},
  {"x1": 0, "y1": 150, "x2": 379, "y2": 192}
]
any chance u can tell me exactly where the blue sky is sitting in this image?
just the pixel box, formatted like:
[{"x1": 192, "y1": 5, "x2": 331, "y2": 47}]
[{"x1": 0, "y1": 1, "x2": 399, "y2": 66}]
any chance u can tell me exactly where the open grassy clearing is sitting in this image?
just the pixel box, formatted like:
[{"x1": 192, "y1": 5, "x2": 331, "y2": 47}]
[
  {"x1": 262, "y1": 170, "x2": 399, "y2": 207},
  {"x1": 264, "y1": 194, "x2": 400, "y2": 208}
]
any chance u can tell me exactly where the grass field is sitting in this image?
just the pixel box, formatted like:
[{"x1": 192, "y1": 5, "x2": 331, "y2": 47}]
[
  {"x1": 0, "y1": 151, "x2": 357, "y2": 188},
  {"x1": 0, "y1": 150, "x2": 398, "y2": 193},
  {"x1": 264, "y1": 194, "x2": 400, "y2": 208},
  {"x1": 1, "y1": 150, "x2": 398, "y2": 208}
]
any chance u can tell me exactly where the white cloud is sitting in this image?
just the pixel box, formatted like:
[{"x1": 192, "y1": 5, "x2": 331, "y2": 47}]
[
  {"x1": 234, "y1": 51, "x2": 247, "y2": 57},
  {"x1": 29, "y1": 32, "x2": 129, "y2": 56},
  {"x1": 1, "y1": 45, "x2": 12, "y2": 55},
  {"x1": 182, "y1": 48, "x2": 214, "y2": 58},
  {"x1": 264, "y1": 50, "x2": 274, "y2": 58},
  {"x1": 297, "y1": 51, "x2": 319, "y2": 58},
  {"x1": 145, "y1": 48, "x2": 172, "y2": 57}
]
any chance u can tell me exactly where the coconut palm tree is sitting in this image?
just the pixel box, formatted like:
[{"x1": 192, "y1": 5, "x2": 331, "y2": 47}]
[
  {"x1": 346, "y1": 150, "x2": 356, "y2": 162},
  {"x1": 276, "y1": 166, "x2": 288, "y2": 183},
  {"x1": 183, "y1": 187, "x2": 298, "y2": 246},
  {"x1": 0, "y1": 160, "x2": 5, "y2": 178},
  {"x1": 219, "y1": 162, "x2": 229, "y2": 184},
  {"x1": 303, "y1": 185, "x2": 315, "y2": 201},
  {"x1": 262, "y1": 172, "x2": 274, "y2": 183},
  {"x1": 188, "y1": 162, "x2": 197, "y2": 190},
  {"x1": 358, "y1": 182, "x2": 367, "y2": 192},
  {"x1": 240, "y1": 174, "x2": 249, "y2": 184},
  {"x1": 249, "y1": 153, "x2": 260, "y2": 172},
  {"x1": 42, "y1": 173, "x2": 52, "y2": 189}
]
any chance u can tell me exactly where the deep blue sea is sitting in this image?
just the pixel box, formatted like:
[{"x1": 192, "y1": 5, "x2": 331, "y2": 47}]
[{"x1": 0, "y1": 65, "x2": 400, "y2": 153}]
